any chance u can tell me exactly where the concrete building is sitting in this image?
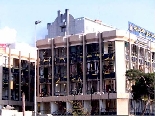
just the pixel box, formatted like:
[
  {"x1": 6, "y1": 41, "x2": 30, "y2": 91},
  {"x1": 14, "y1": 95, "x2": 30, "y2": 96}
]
[
  {"x1": 45, "y1": 9, "x2": 115, "y2": 39},
  {"x1": 0, "y1": 42, "x2": 36, "y2": 111},
  {"x1": 36, "y1": 9, "x2": 155, "y2": 115}
]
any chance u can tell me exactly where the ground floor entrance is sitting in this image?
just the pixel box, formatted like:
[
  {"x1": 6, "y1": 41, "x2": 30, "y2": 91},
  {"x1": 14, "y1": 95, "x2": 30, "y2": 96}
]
[{"x1": 38, "y1": 99, "x2": 116, "y2": 115}]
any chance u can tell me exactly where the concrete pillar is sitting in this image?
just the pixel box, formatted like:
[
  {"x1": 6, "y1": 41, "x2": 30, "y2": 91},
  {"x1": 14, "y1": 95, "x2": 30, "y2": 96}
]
[
  {"x1": 129, "y1": 34, "x2": 132, "y2": 69},
  {"x1": 0, "y1": 55, "x2": 3, "y2": 100},
  {"x1": 50, "y1": 102, "x2": 58, "y2": 114},
  {"x1": 19, "y1": 51, "x2": 21, "y2": 101},
  {"x1": 8, "y1": 48, "x2": 11, "y2": 100},
  {"x1": 115, "y1": 40, "x2": 129, "y2": 115},
  {"x1": 117, "y1": 99, "x2": 129, "y2": 115},
  {"x1": 67, "y1": 36, "x2": 70, "y2": 95},
  {"x1": 40, "y1": 102, "x2": 45, "y2": 114},
  {"x1": 115, "y1": 40, "x2": 126, "y2": 93},
  {"x1": 99, "y1": 100, "x2": 106, "y2": 112},
  {"x1": 28, "y1": 53, "x2": 31, "y2": 101},
  {"x1": 51, "y1": 39, "x2": 54, "y2": 96},
  {"x1": 99, "y1": 32, "x2": 103, "y2": 92},
  {"x1": 83, "y1": 35, "x2": 86, "y2": 94},
  {"x1": 137, "y1": 47, "x2": 139, "y2": 69},
  {"x1": 150, "y1": 41, "x2": 152, "y2": 73},
  {"x1": 84, "y1": 101, "x2": 91, "y2": 114},
  {"x1": 66, "y1": 102, "x2": 72, "y2": 112},
  {"x1": 37, "y1": 50, "x2": 40, "y2": 97}
]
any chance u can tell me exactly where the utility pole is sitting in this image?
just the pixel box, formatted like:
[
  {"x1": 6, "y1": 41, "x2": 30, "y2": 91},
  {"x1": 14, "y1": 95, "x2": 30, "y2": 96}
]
[{"x1": 34, "y1": 20, "x2": 41, "y2": 116}]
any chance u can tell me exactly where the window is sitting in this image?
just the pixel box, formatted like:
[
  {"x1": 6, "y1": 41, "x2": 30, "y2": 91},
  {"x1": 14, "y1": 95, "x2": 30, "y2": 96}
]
[
  {"x1": 61, "y1": 27, "x2": 66, "y2": 32},
  {"x1": 3, "y1": 56, "x2": 8, "y2": 66}
]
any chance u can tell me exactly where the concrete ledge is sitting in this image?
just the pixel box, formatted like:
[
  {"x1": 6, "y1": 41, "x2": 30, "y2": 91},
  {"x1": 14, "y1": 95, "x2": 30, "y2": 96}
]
[
  {"x1": 117, "y1": 93, "x2": 131, "y2": 99},
  {"x1": 36, "y1": 93, "x2": 129, "y2": 102},
  {"x1": 0, "y1": 100, "x2": 33, "y2": 106}
]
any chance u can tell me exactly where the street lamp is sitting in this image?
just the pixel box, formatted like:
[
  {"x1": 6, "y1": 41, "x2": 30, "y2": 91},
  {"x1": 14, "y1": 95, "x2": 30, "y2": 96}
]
[{"x1": 34, "y1": 20, "x2": 41, "y2": 116}]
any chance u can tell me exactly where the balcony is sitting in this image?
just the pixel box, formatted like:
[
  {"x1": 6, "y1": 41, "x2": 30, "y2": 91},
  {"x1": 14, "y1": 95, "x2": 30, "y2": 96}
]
[
  {"x1": 55, "y1": 57, "x2": 67, "y2": 65},
  {"x1": 132, "y1": 56, "x2": 137, "y2": 62},
  {"x1": 86, "y1": 73, "x2": 99, "y2": 80},
  {"x1": 77, "y1": 55, "x2": 83, "y2": 62},
  {"x1": 103, "y1": 53, "x2": 114, "y2": 61},
  {"x1": 11, "y1": 68, "x2": 19, "y2": 74},
  {"x1": 3, "y1": 67, "x2": 9, "y2": 73},
  {"x1": 125, "y1": 54, "x2": 129, "y2": 61},
  {"x1": 54, "y1": 92, "x2": 67, "y2": 96},
  {"x1": 70, "y1": 75, "x2": 82, "y2": 82},
  {"x1": 40, "y1": 78, "x2": 46, "y2": 83},
  {"x1": 104, "y1": 72, "x2": 115, "y2": 79},
  {"x1": 86, "y1": 53, "x2": 99, "y2": 61},
  {"x1": 3, "y1": 78, "x2": 9, "y2": 84},
  {"x1": 55, "y1": 76, "x2": 67, "y2": 83},
  {"x1": 70, "y1": 57, "x2": 77, "y2": 64},
  {"x1": 139, "y1": 59, "x2": 144, "y2": 65},
  {"x1": 40, "y1": 57, "x2": 52, "y2": 66}
]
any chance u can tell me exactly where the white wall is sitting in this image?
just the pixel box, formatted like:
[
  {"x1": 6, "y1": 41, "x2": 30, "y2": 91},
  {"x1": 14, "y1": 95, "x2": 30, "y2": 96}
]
[{"x1": 84, "y1": 18, "x2": 114, "y2": 33}]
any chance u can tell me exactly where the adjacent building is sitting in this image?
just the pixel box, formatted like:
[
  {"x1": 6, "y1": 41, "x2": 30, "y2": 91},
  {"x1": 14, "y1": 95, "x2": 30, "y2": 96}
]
[
  {"x1": 0, "y1": 43, "x2": 36, "y2": 111},
  {"x1": 36, "y1": 9, "x2": 155, "y2": 115}
]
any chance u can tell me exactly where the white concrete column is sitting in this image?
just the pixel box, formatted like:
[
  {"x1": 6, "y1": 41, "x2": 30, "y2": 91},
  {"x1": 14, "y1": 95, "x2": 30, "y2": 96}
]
[
  {"x1": 84, "y1": 100, "x2": 91, "y2": 113},
  {"x1": 66, "y1": 102, "x2": 72, "y2": 112},
  {"x1": 117, "y1": 99, "x2": 129, "y2": 115},
  {"x1": 40, "y1": 102, "x2": 45, "y2": 114},
  {"x1": 115, "y1": 41, "x2": 129, "y2": 115},
  {"x1": 50, "y1": 102, "x2": 58, "y2": 114},
  {"x1": 115, "y1": 40, "x2": 126, "y2": 93},
  {"x1": 99, "y1": 100, "x2": 106, "y2": 112}
]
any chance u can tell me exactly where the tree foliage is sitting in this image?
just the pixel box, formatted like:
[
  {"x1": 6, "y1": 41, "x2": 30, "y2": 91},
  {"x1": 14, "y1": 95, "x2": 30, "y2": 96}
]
[{"x1": 125, "y1": 69, "x2": 154, "y2": 101}]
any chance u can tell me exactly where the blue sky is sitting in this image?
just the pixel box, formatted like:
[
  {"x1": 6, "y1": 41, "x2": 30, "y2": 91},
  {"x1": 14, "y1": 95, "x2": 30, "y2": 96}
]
[{"x1": 0, "y1": 0, "x2": 154, "y2": 46}]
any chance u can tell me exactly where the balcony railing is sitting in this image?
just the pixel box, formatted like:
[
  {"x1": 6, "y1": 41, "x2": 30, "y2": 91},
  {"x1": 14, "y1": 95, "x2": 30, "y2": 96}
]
[
  {"x1": 103, "y1": 53, "x2": 114, "y2": 61},
  {"x1": 86, "y1": 74, "x2": 99, "y2": 80},
  {"x1": 70, "y1": 75, "x2": 83, "y2": 82},
  {"x1": 40, "y1": 57, "x2": 52, "y2": 66},
  {"x1": 54, "y1": 92, "x2": 67, "y2": 96},
  {"x1": 54, "y1": 57, "x2": 67, "y2": 65},
  {"x1": 87, "y1": 53, "x2": 99, "y2": 61},
  {"x1": 104, "y1": 72, "x2": 115, "y2": 79},
  {"x1": 55, "y1": 77, "x2": 67, "y2": 83},
  {"x1": 40, "y1": 78, "x2": 52, "y2": 84}
]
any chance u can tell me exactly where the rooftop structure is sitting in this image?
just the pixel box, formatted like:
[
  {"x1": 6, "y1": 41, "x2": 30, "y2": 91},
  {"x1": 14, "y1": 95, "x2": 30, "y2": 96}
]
[{"x1": 45, "y1": 9, "x2": 116, "y2": 39}]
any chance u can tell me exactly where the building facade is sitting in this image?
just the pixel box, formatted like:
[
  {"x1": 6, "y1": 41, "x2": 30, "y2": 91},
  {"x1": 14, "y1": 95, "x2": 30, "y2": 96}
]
[
  {"x1": 0, "y1": 43, "x2": 36, "y2": 111},
  {"x1": 36, "y1": 9, "x2": 155, "y2": 115},
  {"x1": 36, "y1": 29, "x2": 155, "y2": 115}
]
